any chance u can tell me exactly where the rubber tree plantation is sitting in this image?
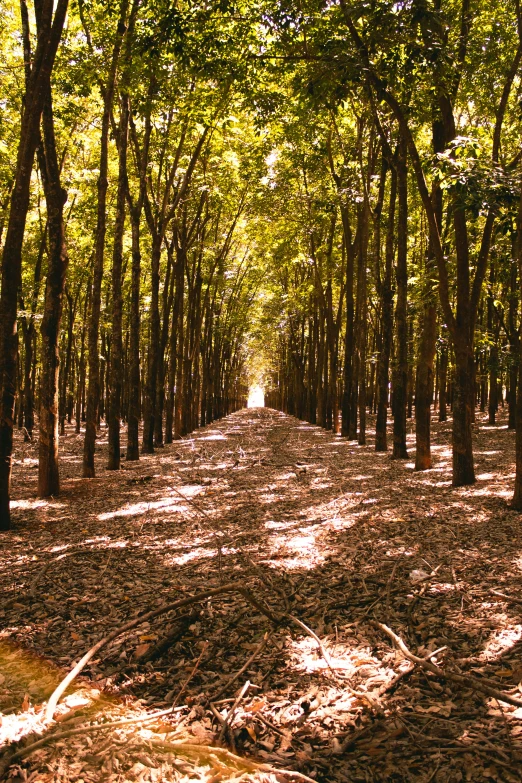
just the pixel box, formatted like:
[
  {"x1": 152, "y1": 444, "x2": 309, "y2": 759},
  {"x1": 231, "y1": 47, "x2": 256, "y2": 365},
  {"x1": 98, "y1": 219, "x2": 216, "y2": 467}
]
[{"x1": 2, "y1": 2, "x2": 522, "y2": 781}]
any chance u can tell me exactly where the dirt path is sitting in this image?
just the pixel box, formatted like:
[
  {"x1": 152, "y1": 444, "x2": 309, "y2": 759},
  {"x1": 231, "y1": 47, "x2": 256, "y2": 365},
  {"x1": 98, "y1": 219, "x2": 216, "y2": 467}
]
[{"x1": 1, "y1": 408, "x2": 522, "y2": 782}]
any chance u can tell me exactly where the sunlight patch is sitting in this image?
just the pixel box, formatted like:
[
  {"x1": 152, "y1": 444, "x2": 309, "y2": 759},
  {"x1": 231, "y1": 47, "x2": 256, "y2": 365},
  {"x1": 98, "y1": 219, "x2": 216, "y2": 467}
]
[
  {"x1": 164, "y1": 548, "x2": 217, "y2": 566},
  {"x1": 479, "y1": 623, "x2": 522, "y2": 661},
  {"x1": 11, "y1": 498, "x2": 64, "y2": 510}
]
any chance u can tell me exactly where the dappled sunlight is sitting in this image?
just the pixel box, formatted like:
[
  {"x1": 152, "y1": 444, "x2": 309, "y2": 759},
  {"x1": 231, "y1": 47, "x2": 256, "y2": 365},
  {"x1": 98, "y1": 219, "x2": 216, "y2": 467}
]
[
  {"x1": 11, "y1": 498, "x2": 65, "y2": 511},
  {"x1": 3, "y1": 409, "x2": 522, "y2": 781},
  {"x1": 477, "y1": 623, "x2": 522, "y2": 662},
  {"x1": 98, "y1": 497, "x2": 187, "y2": 520}
]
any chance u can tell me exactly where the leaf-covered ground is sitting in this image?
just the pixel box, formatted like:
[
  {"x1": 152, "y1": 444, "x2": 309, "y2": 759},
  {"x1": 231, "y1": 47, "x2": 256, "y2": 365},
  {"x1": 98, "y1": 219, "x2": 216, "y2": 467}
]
[{"x1": 1, "y1": 408, "x2": 522, "y2": 782}]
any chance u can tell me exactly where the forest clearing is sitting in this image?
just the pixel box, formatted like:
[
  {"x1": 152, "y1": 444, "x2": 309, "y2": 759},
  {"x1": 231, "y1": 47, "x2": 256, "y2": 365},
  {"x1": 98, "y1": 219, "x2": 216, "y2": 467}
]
[{"x1": 3, "y1": 0, "x2": 522, "y2": 780}]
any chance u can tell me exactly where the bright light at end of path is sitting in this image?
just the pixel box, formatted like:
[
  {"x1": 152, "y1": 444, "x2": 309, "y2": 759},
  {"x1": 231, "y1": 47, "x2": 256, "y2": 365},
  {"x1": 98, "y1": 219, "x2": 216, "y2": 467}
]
[{"x1": 248, "y1": 385, "x2": 265, "y2": 407}]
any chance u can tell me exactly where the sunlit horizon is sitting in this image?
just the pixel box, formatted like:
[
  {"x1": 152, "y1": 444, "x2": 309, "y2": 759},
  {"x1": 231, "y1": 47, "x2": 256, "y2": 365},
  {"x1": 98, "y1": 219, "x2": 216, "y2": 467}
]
[{"x1": 247, "y1": 385, "x2": 265, "y2": 407}]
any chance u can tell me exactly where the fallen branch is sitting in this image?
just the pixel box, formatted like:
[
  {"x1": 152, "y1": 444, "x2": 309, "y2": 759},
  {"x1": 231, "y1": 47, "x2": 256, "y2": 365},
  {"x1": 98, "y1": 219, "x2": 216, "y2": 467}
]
[
  {"x1": 141, "y1": 612, "x2": 196, "y2": 664},
  {"x1": 374, "y1": 621, "x2": 522, "y2": 709},
  {"x1": 45, "y1": 584, "x2": 281, "y2": 723}
]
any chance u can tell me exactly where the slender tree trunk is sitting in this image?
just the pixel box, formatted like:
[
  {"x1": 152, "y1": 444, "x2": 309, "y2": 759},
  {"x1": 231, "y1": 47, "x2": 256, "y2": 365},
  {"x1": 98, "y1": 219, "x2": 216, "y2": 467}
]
[
  {"x1": 166, "y1": 252, "x2": 183, "y2": 442},
  {"x1": 487, "y1": 261, "x2": 498, "y2": 426},
  {"x1": 415, "y1": 119, "x2": 444, "y2": 469},
  {"x1": 375, "y1": 165, "x2": 397, "y2": 451},
  {"x1": 83, "y1": 0, "x2": 129, "y2": 478},
  {"x1": 154, "y1": 245, "x2": 174, "y2": 447},
  {"x1": 142, "y1": 236, "x2": 161, "y2": 452},
  {"x1": 512, "y1": 190, "x2": 522, "y2": 506},
  {"x1": 393, "y1": 138, "x2": 409, "y2": 459},
  {"x1": 59, "y1": 289, "x2": 75, "y2": 437},
  {"x1": 37, "y1": 80, "x2": 69, "y2": 498},
  {"x1": 107, "y1": 93, "x2": 129, "y2": 470},
  {"x1": 126, "y1": 205, "x2": 141, "y2": 460},
  {"x1": 0, "y1": 0, "x2": 69, "y2": 528},
  {"x1": 174, "y1": 248, "x2": 185, "y2": 439},
  {"x1": 357, "y1": 205, "x2": 369, "y2": 446},
  {"x1": 340, "y1": 206, "x2": 355, "y2": 437},
  {"x1": 22, "y1": 321, "x2": 35, "y2": 439}
]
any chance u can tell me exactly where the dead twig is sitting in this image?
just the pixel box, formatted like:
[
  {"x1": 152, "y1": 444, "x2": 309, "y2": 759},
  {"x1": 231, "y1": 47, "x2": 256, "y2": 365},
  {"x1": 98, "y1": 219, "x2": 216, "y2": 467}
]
[
  {"x1": 376, "y1": 646, "x2": 447, "y2": 700},
  {"x1": 172, "y1": 641, "x2": 208, "y2": 708},
  {"x1": 374, "y1": 621, "x2": 522, "y2": 709},
  {"x1": 490, "y1": 589, "x2": 522, "y2": 607},
  {"x1": 218, "y1": 679, "x2": 251, "y2": 748},
  {"x1": 288, "y1": 614, "x2": 335, "y2": 672}
]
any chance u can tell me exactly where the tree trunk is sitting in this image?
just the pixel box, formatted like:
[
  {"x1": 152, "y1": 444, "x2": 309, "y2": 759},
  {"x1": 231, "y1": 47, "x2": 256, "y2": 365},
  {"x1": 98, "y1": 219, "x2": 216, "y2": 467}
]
[
  {"x1": 340, "y1": 205, "x2": 355, "y2": 437},
  {"x1": 83, "y1": 0, "x2": 129, "y2": 478},
  {"x1": 154, "y1": 244, "x2": 175, "y2": 447},
  {"x1": 142, "y1": 237, "x2": 161, "y2": 452},
  {"x1": 126, "y1": 204, "x2": 141, "y2": 460},
  {"x1": 107, "y1": 93, "x2": 129, "y2": 470},
  {"x1": 357, "y1": 204, "x2": 369, "y2": 446},
  {"x1": 0, "y1": 0, "x2": 68, "y2": 527},
  {"x1": 37, "y1": 79, "x2": 69, "y2": 498},
  {"x1": 393, "y1": 138, "x2": 408, "y2": 459},
  {"x1": 415, "y1": 118, "x2": 444, "y2": 469},
  {"x1": 375, "y1": 164, "x2": 396, "y2": 451},
  {"x1": 453, "y1": 347, "x2": 475, "y2": 486}
]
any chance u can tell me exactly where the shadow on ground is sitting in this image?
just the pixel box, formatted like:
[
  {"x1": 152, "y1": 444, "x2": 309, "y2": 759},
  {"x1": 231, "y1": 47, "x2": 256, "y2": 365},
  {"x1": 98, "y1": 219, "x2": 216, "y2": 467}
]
[{"x1": 1, "y1": 408, "x2": 522, "y2": 782}]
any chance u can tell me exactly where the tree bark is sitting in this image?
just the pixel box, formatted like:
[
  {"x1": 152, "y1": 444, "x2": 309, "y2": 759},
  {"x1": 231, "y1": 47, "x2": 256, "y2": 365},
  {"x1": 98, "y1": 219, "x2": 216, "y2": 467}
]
[
  {"x1": 107, "y1": 93, "x2": 129, "y2": 470},
  {"x1": 37, "y1": 81, "x2": 69, "y2": 498},
  {"x1": 82, "y1": 0, "x2": 129, "y2": 478},
  {"x1": 126, "y1": 203, "x2": 141, "y2": 460},
  {"x1": 393, "y1": 137, "x2": 408, "y2": 459},
  {"x1": 375, "y1": 164, "x2": 396, "y2": 451},
  {"x1": 0, "y1": 0, "x2": 68, "y2": 528}
]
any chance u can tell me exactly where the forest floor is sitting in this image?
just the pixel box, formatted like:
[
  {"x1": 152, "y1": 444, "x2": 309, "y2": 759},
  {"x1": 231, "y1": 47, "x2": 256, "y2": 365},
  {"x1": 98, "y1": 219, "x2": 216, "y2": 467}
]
[{"x1": 1, "y1": 408, "x2": 522, "y2": 783}]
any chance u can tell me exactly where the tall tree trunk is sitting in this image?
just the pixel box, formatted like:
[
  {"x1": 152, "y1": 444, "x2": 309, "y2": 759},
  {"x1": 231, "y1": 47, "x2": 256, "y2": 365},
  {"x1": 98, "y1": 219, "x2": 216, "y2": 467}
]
[
  {"x1": 37, "y1": 79, "x2": 69, "y2": 498},
  {"x1": 107, "y1": 93, "x2": 129, "y2": 470},
  {"x1": 126, "y1": 204, "x2": 141, "y2": 460},
  {"x1": 512, "y1": 190, "x2": 522, "y2": 506},
  {"x1": 166, "y1": 250, "x2": 183, "y2": 443},
  {"x1": 340, "y1": 206, "x2": 355, "y2": 437},
  {"x1": 393, "y1": 138, "x2": 409, "y2": 459},
  {"x1": 357, "y1": 204, "x2": 369, "y2": 446},
  {"x1": 83, "y1": 0, "x2": 129, "y2": 478},
  {"x1": 0, "y1": 0, "x2": 68, "y2": 527},
  {"x1": 487, "y1": 261, "x2": 498, "y2": 426},
  {"x1": 154, "y1": 244, "x2": 174, "y2": 447},
  {"x1": 59, "y1": 288, "x2": 75, "y2": 437},
  {"x1": 142, "y1": 236, "x2": 161, "y2": 452},
  {"x1": 375, "y1": 165, "x2": 396, "y2": 451},
  {"x1": 174, "y1": 246, "x2": 185, "y2": 439},
  {"x1": 415, "y1": 118, "x2": 444, "y2": 470}
]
